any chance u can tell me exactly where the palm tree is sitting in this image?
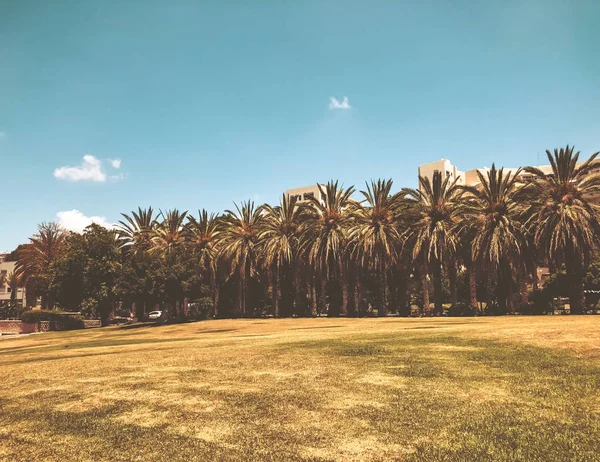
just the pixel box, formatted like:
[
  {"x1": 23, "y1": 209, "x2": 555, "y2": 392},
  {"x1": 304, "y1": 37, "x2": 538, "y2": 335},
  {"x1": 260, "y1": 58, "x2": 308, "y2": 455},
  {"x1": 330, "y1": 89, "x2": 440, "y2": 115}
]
[
  {"x1": 524, "y1": 146, "x2": 600, "y2": 314},
  {"x1": 116, "y1": 207, "x2": 158, "y2": 320},
  {"x1": 151, "y1": 209, "x2": 189, "y2": 259},
  {"x1": 16, "y1": 222, "x2": 66, "y2": 309},
  {"x1": 187, "y1": 209, "x2": 221, "y2": 317},
  {"x1": 460, "y1": 165, "x2": 526, "y2": 313},
  {"x1": 402, "y1": 172, "x2": 463, "y2": 315},
  {"x1": 258, "y1": 194, "x2": 307, "y2": 317},
  {"x1": 6, "y1": 272, "x2": 22, "y2": 303},
  {"x1": 348, "y1": 179, "x2": 404, "y2": 316},
  {"x1": 218, "y1": 201, "x2": 263, "y2": 315},
  {"x1": 302, "y1": 181, "x2": 355, "y2": 316},
  {"x1": 151, "y1": 209, "x2": 189, "y2": 318},
  {"x1": 116, "y1": 207, "x2": 157, "y2": 253}
]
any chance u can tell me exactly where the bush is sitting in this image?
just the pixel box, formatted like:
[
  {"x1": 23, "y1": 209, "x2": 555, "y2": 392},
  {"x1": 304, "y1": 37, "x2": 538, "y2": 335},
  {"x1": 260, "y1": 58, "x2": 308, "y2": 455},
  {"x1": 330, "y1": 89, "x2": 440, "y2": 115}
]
[
  {"x1": 524, "y1": 290, "x2": 552, "y2": 315},
  {"x1": 21, "y1": 310, "x2": 54, "y2": 323},
  {"x1": 447, "y1": 302, "x2": 477, "y2": 317},
  {"x1": 0, "y1": 303, "x2": 27, "y2": 320},
  {"x1": 187, "y1": 297, "x2": 213, "y2": 321},
  {"x1": 21, "y1": 310, "x2": 85, "y2": 330}
]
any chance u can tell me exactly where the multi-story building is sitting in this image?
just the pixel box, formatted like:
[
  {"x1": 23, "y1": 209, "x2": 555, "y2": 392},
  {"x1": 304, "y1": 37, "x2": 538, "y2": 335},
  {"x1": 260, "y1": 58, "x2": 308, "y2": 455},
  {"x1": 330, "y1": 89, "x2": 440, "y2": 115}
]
[
  {"x1": 285, "y1": 184, "x2": 326, "y2": 205},
  {"x1": 417, "y1": 159, "x2": 466, "y2": 186},
  {"x1": 0, "y1": 254, "x2": 26, "y2": 305},
  {"x1": 417, "y1": 158, "x2": 600, "y2": 188}
]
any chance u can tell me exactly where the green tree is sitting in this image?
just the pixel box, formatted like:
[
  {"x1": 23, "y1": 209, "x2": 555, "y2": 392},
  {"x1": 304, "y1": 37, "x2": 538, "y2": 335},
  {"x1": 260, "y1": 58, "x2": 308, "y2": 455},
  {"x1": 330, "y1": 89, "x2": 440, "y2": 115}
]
[
  {"x1": 258, "y1": 194, "x2": 306, "y2": 317},
  {"x1": 348, "y1": 179, "x2": 404, "y2": 316},
  {"x1": 116, "y1": 207, "x2": 159, "y2": 319},
  {"x1": 524, "y1": 146, "x2": 600, "y2": 314},
  {"x1": 402, "y1": 172, "x2": 463, "y2": 315},
  {"x1": 218, "y1": 201, "x2": 263, "y2": 315},
  {"x1": 150, "y1": 210, "x2": 190, "y2": 319},
  {"x1": 303, "y1": 181, "x2": 355, "y2": 316},
  {"x1": 187, "y1": 209, "x2": 221, "y2": 317},
  {"x1": 460, "y1": 165, "x2": 526, "y2": 313},
  {"x1": 16, "y1": 222, "x2": 67, "y2": 309}
]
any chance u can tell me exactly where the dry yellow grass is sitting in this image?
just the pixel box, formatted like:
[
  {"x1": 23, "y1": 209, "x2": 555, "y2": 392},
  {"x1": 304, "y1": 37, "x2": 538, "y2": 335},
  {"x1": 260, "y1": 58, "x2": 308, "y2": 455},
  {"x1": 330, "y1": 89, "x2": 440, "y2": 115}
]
[{"x1": 1, "y1": 316, "x2": 600, "y2": 461}]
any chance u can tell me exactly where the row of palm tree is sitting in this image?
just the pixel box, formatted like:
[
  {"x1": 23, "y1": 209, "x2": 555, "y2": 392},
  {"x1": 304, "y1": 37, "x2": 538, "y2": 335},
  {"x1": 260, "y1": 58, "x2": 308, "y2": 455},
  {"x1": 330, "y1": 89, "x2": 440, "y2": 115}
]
[{"x1": 15, "y1": 146, "x2": 600, "y2": 316}]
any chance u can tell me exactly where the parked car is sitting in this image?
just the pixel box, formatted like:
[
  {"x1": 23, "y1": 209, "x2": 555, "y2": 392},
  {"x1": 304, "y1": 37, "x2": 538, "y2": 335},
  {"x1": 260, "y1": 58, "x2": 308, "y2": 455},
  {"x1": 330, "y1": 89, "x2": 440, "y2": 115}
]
[{"x1": 148, "y1": 311, "x2": 162, "y2": 320}]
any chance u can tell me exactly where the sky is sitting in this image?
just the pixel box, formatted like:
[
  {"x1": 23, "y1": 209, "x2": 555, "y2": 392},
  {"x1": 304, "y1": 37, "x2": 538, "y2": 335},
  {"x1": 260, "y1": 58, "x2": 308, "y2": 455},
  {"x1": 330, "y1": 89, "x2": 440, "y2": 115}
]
[{"x1": 1, "y1": 0, "x2": 599, "y2": 250}]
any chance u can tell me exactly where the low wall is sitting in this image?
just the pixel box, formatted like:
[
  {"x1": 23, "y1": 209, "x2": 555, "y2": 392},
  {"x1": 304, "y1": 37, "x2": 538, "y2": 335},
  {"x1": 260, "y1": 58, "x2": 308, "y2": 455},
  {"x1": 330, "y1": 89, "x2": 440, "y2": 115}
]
[
  {"x1": 0, "y1": 319, "x2": 100, "y2": 334},
  {"x1": 0, "y1": 320, "x2": 22, "y2": 334}
]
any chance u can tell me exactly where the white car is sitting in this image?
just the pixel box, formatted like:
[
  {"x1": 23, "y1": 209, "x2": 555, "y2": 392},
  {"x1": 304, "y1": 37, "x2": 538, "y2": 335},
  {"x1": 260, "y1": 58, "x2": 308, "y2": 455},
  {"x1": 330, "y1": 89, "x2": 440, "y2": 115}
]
[{"x1": 148, "y1": 311, "x2": 162, "y2": 320}]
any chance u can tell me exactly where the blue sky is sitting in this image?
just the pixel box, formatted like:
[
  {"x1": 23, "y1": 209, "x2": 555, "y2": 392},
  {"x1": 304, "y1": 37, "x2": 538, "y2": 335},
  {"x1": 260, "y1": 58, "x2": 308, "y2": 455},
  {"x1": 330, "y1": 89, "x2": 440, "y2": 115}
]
[{"x1": 1, "y1": 1, "x2": 599, "y2": 250}]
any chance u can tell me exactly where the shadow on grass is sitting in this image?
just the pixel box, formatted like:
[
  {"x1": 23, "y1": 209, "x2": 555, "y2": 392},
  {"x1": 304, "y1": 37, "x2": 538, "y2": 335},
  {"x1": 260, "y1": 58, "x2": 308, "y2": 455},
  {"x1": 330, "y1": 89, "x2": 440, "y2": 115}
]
[{"x1": 0, "y1": 337, "x2": 197, "y2": 365}]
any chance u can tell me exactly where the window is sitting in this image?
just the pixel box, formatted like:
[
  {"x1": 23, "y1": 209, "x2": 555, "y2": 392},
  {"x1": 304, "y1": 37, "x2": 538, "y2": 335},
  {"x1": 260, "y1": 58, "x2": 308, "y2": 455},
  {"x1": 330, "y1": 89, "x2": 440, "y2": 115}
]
[{"x1": 303, "y1": 192, "x2": 314, "y2": 200}]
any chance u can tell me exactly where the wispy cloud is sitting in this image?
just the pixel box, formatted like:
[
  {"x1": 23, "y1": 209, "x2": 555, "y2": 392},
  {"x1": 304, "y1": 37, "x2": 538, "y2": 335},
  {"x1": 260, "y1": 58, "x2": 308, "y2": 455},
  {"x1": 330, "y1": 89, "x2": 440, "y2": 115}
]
[
  {"x1": 0, "y1": 131, "x2": 5, "y2": 138},
  {"x1": 56, "y1": 209, "x2": 114, "y2": 233},
  {"x1": 54, "y1": 155, "x2": 124, "y2": 182},
  {"x1": 329, "y1": 96, "x2": 351, "y2": 110}
]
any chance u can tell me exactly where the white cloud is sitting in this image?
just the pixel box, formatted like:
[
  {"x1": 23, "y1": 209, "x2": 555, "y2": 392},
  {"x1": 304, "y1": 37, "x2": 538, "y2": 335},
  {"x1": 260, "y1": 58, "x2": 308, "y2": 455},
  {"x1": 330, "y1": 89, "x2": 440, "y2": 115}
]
[
  {"x1": 0, "y1": 132, "x2": 5, "y2": 138},
  {"x1": 110, "y1": 158, "x2": 121, "y2": 169},
  {"x1": 329, "y1": 96, "x2": 351, "y2": 110},
  {"x1": 56, "y1": 209, "x2": 114, "y2": 233},
  {"x1": 54, "y1": 155, "x2": 107, "y2": 182}
]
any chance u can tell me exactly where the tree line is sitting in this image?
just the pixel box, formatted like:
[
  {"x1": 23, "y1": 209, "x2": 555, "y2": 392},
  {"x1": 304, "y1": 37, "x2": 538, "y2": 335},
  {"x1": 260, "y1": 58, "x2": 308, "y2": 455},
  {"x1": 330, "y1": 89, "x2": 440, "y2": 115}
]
[{"x1": 12, "y1": 146, "x2": 600, "y2": 323}]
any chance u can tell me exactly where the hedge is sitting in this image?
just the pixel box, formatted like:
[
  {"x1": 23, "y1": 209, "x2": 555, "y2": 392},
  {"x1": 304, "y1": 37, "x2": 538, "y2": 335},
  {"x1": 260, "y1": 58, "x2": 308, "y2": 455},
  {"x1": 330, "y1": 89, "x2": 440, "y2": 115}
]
[{"x1": 21, "y1": 310, "x2": 85, "y2": 330}]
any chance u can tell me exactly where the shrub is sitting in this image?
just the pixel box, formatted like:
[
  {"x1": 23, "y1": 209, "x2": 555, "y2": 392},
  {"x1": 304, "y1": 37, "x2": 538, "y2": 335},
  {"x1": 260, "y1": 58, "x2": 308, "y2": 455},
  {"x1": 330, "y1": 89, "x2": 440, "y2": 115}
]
[
  {"x1": 447, "y1": 302, "x2": 476, "y2": 317},
  {"x1": 187, "y1": 297, "x2": 213, "y2": 321},
  {"x1": 21, "y1": 310, "x2": 85, "y2": 330},
  {"x1": 21, "y1": 310, "x2": 53, "y2": 323},
  {"x1": 0, "y1": 303, "x2": 27, "y2": 320}
]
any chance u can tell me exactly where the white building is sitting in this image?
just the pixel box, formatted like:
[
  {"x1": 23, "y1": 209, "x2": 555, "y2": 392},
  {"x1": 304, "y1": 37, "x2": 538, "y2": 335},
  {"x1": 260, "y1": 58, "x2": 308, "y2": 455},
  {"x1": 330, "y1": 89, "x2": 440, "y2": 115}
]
[
  {"x1": 285, "y1": 184, "x2": 326, "y2": 205},
  {"x1": 0, "y1": 255, "x2": 26, "y2": 305},
  {"x1": 417, "y1": 159, "x2": 466, "y2": 187}
]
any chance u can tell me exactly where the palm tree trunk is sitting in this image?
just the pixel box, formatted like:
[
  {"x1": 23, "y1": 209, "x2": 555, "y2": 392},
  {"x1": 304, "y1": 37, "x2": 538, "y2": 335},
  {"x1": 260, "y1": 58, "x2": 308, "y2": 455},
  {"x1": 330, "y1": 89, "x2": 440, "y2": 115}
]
[
  {"x1": 433, "y1": 260, "x2": 443, "y2": 316},
  {"x1": 421, "y1": 254, "x2": 430, "y2": 316},
  {"x1": 294, "y1": 262, "x2": 302, "y2": 316},
  {"x1": 379, "y1": 264, "x2": 388, "y2": 317},
  {"x1": 353, "y1": 277, "x2": 360, "y2": 317},
  {"x1": 210, "y1": 270, "x2": 218, "y2": 318},
  {"x1": 486, "y1": 271, "x2": 494, "y2": 313},
  {"x1": 238, "y1": 265, "x2": 244, "y2": 315},
  {"x1": 320, "y1": 276, "x2": 327, "y2": 316},
  {"x1": 468, "y1": 266, "x2": 478, "y2": 311},
  {"x1": 448, "y1": 261, "x2": 458, "y2": 310},
  {"x1": 340, "y1": 268, "x2": 348, "y2": 316},
  {"x1": 311, "y1": 275, "x2": 317, "y2": 316},
  {"x1": 272, "y1": 264, "x2": 280, "y2": 317},
  {"x1": 565, "y1": 251, "x2": 585, "y2": 314},
  {"x1": 519, "y1": 269, "x2": 528, "y2": 311}
]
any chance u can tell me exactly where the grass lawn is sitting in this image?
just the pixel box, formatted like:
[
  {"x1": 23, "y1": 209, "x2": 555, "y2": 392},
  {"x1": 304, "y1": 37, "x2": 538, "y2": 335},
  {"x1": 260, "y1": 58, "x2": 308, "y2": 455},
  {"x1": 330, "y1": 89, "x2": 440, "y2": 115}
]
[{"x1": 1, "y1": 316, "x2": 600, "y2": 461}]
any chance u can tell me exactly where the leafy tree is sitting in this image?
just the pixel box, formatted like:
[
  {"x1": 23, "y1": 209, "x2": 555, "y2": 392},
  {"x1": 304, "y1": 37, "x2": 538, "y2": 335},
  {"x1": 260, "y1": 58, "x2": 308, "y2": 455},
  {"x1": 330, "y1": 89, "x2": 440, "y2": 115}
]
[
  {"x1": 150, "y1": 210, "x2": 190, "y2": 319},
  {"x1": 117, "y1": 207, "x2": 159, "y2": 319},
  {"x1": 16, "y1": 222, "x2": 67, "y2": 309},
  {"x1": 524, "y1": 146, "x2": 600, "y2": 313}
]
